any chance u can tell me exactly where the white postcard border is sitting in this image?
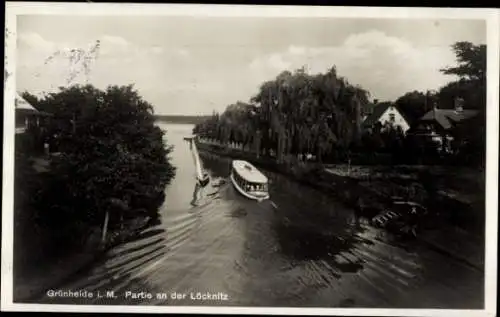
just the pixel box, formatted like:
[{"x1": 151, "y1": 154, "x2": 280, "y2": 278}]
[{"x1": 2, "y1": 3, "x2": 499, "y2": 316}]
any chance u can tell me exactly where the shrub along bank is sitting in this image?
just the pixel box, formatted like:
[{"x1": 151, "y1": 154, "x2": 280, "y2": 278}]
[
  {"x1": 196, "y1": 140, "x2": 484, "y2": 239},
  {"x1": 14, "y1": 85, "x2": 176, "y2": 300},
  {"x1": 197, "y1": 140, "x2": 485, "y2": 270}
]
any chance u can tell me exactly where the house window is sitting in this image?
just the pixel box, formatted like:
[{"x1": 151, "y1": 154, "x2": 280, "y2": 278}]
[{"x1": 389, "y1": 113, "x2": 395, "y2": 122}]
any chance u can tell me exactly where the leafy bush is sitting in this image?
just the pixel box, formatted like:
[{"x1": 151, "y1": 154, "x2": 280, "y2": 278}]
[
  {"x1": 22, "y1": 84, "x2": 176, "y2": 250},
  {"x1": 14, "y1": 134, "x2": 50, "y2": 261}
]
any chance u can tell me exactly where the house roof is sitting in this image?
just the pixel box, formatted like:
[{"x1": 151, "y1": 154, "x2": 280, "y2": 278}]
[
  {"x1": 15, "y1": 93, "x2": 52, "y2": 116},
  {"x1": 420, "y1": 108, "x2": 479, "y2": 130},
  {"x1": 15, "y1": 93, "x2": 38, "y2": 112},
  {"x1": 362, "y1": 103, "x2": 399, "y2": 127}
]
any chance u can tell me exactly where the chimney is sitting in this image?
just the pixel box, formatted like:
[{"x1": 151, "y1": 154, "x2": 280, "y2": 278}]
[
  {"x1": 432, "y1": 100, "x2": 438, "y2": 110},
  {"x1": 454, "y1": 97, "x2": 464, "y2": 112}
]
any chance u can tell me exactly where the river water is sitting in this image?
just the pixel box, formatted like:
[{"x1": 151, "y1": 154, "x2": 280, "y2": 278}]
[{"x1": 38, "y1": 123, "x2": 484, "y2": 308}]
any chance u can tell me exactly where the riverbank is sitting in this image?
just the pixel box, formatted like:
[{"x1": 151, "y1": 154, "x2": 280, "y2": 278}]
[
  {"x1": 13, "y1": 227, "x2": 102, "y2": 302},
  {"x1": 196, "y1": 140, "x2": 485, "y2": 270},
  {"x1": 13, "y1": 213, "x2": 156, "y2": 302}
]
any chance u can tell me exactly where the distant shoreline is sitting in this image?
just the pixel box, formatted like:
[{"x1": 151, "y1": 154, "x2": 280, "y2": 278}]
[{"x1": 154, "y1": 115, "x2": 212, "y2": 125}]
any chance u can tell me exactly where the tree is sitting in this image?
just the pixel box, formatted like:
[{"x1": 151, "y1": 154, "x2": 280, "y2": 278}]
[
  {"x1": 26, "y1": 84, "x2": 176, "y2": 250},
  {"x1": 440, "y1": 41, "x2": 486, "y2": 167},
  {"x1": 440, "y1": 41, "x2": 486, "y2": 82},
  {"x1": 438, "y1": 41, "x2": 486, "y2": 111},
  {"x1": 392, "y1": 41, "x2": 486, "y2": 166},
  {"x1": 394, "y1": 90, "x2": 437, "y2": 125},
  {"x1": 244, "y1": 66, "x2": 370, "y2": 162}
]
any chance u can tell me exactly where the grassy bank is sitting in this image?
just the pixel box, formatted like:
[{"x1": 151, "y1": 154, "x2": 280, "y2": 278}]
[
  {"x1": 323, "y1": 164, "x2": 485, "y2": 236},
  {"x1": 195, "y1": 139, "x2": 486, "y2": 220},
  {"x1": 197, "y1": 141, "x2": 485, "y2": 270}
]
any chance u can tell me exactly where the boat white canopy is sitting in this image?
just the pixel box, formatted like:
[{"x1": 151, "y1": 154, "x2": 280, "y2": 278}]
[{"x1": 232, "y1": 160, "x2": 268, "y2": 184}]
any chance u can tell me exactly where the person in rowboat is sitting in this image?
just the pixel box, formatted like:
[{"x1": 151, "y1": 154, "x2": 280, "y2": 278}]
[{"x1": 188, "y1": 138, "x2": 211, "y2": 206}]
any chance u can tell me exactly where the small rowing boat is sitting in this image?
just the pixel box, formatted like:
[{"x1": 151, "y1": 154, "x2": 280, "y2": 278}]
[
  {"x1": 230, "y1": 160, "x2": 269, "y2": 202},
  {"x1": 185, "y1": 136, "x2": 210, "y2": 187}
]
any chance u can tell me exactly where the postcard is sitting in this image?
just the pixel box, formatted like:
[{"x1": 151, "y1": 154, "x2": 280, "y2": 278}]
[{"x1": 2, "y1": 2, "x2": 498, "y2": 316}]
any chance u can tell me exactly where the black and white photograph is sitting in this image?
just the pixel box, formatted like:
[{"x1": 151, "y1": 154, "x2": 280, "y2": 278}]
[{"x1": 2, "y1": 3, "x2": 498, "y2": 316}]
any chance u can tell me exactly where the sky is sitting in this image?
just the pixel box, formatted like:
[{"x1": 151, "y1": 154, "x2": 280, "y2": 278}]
[{"x1": 16, "y1": 15, "x2": 486, "y2": 115}]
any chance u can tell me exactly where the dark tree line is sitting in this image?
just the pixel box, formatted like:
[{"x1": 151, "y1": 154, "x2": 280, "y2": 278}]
[
  {"x1": 194, "y1": 66, "x2": 370, "y2": 163},
  {"x1": 395, "y1": 41, "x2": 486, "y2": 166},
  {"x1": 194, "y1": 41, "x2": 486, "y2": 167}
]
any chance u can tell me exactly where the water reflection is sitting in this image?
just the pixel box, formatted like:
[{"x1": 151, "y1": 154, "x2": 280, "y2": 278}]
[
  {"x1": 31, "y1": 124, "x2": 484, "y2": 309},
  {"x1": 198, "y1": 151, "x2": 369, "y2": 305},
  {"x1": 275, "y1": 222, "x2": 364, "y2": 268},
  {"x1": 198, "y1": 151, "x2": 232, "y2": 178},
  {"x1": 36, "y1": 216, "x2": 167, "y2": 305},
  {"x1": 191, "y1": 182, "x2": 201, "y2": 206},
  {"x1": 198, "y1": 150, "x2": 483, "y2": 308},
  {"x1": 200, "y1": 150, "x2": 367, "y2": 267}
]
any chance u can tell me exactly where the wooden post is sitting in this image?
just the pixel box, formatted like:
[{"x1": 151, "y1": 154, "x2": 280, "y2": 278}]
[{"x1": 255, "y1": 130, "x2": 261, "y2": 158}]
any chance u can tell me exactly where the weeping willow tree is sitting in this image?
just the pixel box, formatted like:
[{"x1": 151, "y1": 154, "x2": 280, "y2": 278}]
[{"x1": 194, "y1": 65, "x2": 371, "y2": 163}]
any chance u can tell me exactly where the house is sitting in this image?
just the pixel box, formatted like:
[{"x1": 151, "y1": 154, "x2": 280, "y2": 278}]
[
  {"x1": 16, "y1": 93, "x2": 38, "y2": 134},
  {"x1": 362, "y1": 101, "x2": 411, "y2": 133},
  {"x1": 407, "y1": 97, "x2": 479, "y2": 152},
  {"x1": 15, "y1": 93, "x2": 52, "y2": 156},
  {"x1": 15, "y1": 93, "x2": 51, "y2": 134}
]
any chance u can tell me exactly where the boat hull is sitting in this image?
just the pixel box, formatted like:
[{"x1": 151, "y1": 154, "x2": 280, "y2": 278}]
[{"x1": 230, "y1": 173, "x2": 269, "y2": 202}]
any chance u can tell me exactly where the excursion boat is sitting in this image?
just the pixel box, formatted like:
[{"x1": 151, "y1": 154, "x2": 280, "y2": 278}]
[{"x1": 230, "y1": 160, "x2": 270, "y2": 202}]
